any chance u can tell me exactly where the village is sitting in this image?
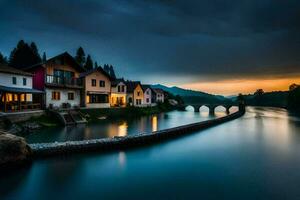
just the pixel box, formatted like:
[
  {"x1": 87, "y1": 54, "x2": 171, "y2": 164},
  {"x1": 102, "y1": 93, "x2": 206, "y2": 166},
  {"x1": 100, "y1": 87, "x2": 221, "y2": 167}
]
[{"x1": 0, "y1": 51, "x2": 172, "y2": 125}]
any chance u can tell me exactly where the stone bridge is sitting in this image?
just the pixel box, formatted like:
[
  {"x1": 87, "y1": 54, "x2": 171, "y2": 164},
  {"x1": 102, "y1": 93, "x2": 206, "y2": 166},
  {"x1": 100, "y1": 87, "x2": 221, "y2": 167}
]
[{"x1": 182, "y1": 104, "x2": 237, "y2": 114}]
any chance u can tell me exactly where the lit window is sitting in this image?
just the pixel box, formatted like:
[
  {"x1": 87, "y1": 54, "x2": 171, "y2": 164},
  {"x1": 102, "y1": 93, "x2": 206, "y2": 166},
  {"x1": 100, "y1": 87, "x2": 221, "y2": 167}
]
[{"x1": 52, "y1": 91, "x2": 60, "y2": 100}]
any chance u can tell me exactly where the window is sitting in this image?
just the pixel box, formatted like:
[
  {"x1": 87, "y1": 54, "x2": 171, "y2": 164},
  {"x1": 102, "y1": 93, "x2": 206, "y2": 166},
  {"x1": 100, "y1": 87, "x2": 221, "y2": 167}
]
[
  {"x1": 137, "y1": 91, "x2": 140, "y2": 96},
  {"x1": 12, "y1": 77, "x2": 17, "y2": 85},
  {"x1": 121, "y1": 85, "x2": 125, "y2": 92},
  {"x1": 68, "y1": 92, "x2": 74, "y2": 100},
  {"x1": 99, "y1": 80, "x2": 105, "y2": 87},
  {"x1": 118, "y1": 85, "x2": 121, "y2": 92},
  {"x1": 136, "y1": 99, "x2": 142, "y2": 105},
  {"x1": 87, "y1": 94, "x2": 109, "y2": 103},
  {"x1": 146, "y1": 98, "x2": 150, "y2": 103},
  {"x1": 146, "y1": 90, "x2": 150, "y2": 95},
  {"x1": 23, "y1": 78, "x2": 27, "y2": 86},
  {"x1": 52, "y1": 91, "x2": 60, "y2": 100},
  {"x1": 91, "y1": 79, "x2": 96, "y2": 87}
]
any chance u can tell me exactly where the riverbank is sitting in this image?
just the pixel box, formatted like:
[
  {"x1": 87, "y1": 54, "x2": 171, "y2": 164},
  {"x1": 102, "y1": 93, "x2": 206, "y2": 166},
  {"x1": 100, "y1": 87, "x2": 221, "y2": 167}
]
[
  {"x1": 1, "y1": 103, "x2": 177, "y2": 134},
  {"x1": 30, "y1": 109, "x2": 244, "y2": 158}
]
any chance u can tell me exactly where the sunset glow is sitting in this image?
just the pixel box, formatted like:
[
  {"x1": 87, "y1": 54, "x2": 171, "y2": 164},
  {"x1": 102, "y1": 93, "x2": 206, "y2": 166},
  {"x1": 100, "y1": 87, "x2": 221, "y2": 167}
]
[{"x1": 181, "y1": 77, "x2": 300, "y2": 96}]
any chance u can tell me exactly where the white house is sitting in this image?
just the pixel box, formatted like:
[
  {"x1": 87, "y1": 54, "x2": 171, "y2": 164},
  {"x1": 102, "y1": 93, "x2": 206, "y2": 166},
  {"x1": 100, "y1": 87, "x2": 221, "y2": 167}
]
[
  {"x1": 111, "y1": 78, "x2": 127, "y2": 107},
  {"x1": 0, "y1": 64, "x2": 43, "y2": 112},
  {"x1": 142, "y1": 85, "x2": 155, "y2": 107},
  {"x1": 152, "y1": 88, "x2": 165, "y2": 103}
]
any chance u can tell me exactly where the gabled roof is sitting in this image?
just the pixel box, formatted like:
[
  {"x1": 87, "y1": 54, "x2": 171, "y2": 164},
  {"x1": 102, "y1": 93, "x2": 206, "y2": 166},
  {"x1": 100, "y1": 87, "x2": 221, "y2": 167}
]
[
  {"x1": 152, "y1": 88, "x2": 164, "y2": 94},
  {"x1": 79, "y1": 67, "x2": 112, "y2": 80},
  {"x1": 0, "y1": 64, "x2": 32, "y2": 76},
  {"x1": 25, "y1": 52, "x2": 86, "y2": 73},
  {"x1": 111, "y1": 78, "x2": 125, "y2": 87},
  {"x1": 142, "y1": 84, "x2": 152, "y2": 92},
  {"x1": 125, "y1": 81, "x2": 142, "y2": 93}
]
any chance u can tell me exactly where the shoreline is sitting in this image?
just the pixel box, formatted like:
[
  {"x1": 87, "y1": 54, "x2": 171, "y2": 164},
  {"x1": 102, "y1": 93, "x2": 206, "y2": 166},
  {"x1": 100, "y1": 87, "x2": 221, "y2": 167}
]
[{"x1": 30, "y1": 109, "x2": 245, "y2": 158}]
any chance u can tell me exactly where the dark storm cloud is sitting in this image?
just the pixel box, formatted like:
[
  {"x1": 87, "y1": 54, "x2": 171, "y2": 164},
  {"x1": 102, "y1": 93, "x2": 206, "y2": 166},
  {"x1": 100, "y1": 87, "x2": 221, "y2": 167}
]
[{"x1": 0, "y1": 0, "x2": 300, "y2": 84}]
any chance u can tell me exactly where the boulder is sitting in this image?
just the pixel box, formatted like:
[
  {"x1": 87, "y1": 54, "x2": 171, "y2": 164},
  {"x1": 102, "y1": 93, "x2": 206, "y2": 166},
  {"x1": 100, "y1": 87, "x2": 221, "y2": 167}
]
[{"x1": 0, "y1": 132, "x2": 32, "y2": 167}]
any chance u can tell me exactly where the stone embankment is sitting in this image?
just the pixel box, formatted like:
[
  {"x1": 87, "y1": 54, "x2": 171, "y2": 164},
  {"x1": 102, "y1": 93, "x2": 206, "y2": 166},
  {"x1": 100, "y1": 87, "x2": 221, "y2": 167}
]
[{"x1": 30, "y1": 110, "x2": 245, "y2": 158}]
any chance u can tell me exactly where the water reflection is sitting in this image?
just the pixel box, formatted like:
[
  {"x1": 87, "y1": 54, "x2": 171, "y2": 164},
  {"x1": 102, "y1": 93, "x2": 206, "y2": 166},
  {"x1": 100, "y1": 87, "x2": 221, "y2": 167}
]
[
  {"x1": 118, "y1": 122, "x2": 128, "y2": 137},
  {"x1": 23, "y1": 109, "x2": 235, "y2": 144},
  {"x1": 152, "y1": 116, "x2": 158, "y2": 132}
]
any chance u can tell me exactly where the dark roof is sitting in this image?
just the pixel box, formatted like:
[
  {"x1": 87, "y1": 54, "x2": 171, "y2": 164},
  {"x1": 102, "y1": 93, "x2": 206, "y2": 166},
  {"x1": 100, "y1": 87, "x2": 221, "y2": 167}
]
[
  {"x1": 79, "y1": 67, "x2": 111, "y2": 80},
  {"x1": 141, "y1": 84, "x2": 152, "y2": 92},
  {"x1": 0, "y1": 64, "x2": 32, "y2": 76},
  {"x1": 152, "y1": 88, "x2": 164, "y2": 94},
  {"x1": 25, "y1": 52, "x2": 86, "y2": 73},
  {"x1": 125, "y1": 81, "x2": 141, "y2": 93},
  {"x1": 0, "y1": 85, "x2": 44, "y2": 93},
  {"x1": 111, "y1": 78, "x2": 125, "y2": 87}
]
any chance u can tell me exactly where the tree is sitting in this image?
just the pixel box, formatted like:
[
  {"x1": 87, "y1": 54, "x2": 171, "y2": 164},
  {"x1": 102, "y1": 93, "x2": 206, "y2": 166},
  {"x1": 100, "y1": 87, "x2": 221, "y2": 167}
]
[
  {"x1": 0, "y1": 52, "x2": 8, "y2": 64},
  {"x1": 109, "y1": 65, "x2": 116, "y2": 79},
  {"x1": 254, "y1": 89, "x2": 264, "y2": 96},
  {"x1": 84, "y1": 55, "x2": 93, "y2": 70},
  {"x1": 42, "y1": 52, "x2": 47, "y2": 62},
  {"x1": 94, "y1": 62, "x2": 98, "y2": 68},
  {"x1": 288, "y1": 84, "x2": 300, "y2": 112},
  {"x1": 75, "y1": 47, "x2": 86, "y2": 67},
  {"x1": 254, "y1": 89, "x2": 264, "y2": 106},
  {"x1": 9, "y1": 40, "x2": 42, "y2": 68},
  {"x1": 289, "y1": 83, "x2": 299, "y2": 91},
  {"x1": 103, "y1": 64, "x2": 110, "y2": 73},
  {"x1": 30, "y1": 42, "x2": 42, "y2": 61}
]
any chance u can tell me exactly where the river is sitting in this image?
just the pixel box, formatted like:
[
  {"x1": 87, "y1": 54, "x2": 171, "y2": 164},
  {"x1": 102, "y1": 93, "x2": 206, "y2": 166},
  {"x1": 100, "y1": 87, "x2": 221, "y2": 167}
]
[{"x1": 1, "y1": 107, "x2": 300, "y2": 200}]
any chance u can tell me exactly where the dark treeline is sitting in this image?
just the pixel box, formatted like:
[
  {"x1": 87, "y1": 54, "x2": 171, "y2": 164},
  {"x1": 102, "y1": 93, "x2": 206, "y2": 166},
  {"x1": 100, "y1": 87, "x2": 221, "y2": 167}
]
[
  {"x1": 239, "y1": 84, "x2": 300, "y2": 113},
  {"x1": 0, "y1": 40, "x2": 117, "y2": 79}
]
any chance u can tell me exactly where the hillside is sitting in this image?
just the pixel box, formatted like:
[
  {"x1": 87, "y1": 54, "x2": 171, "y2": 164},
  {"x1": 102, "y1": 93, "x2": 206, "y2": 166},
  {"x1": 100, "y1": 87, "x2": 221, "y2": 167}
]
[{"x1": 152, "y1": 84, "x2": 231, "y2": 104}]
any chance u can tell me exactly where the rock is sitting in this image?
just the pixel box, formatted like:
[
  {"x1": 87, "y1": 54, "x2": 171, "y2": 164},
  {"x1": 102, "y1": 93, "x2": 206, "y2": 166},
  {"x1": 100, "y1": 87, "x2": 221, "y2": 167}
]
[
  {"x1": 7, "y1": 124, "x2": 23, "y2": 134},
  {"x1": 0, "y1": 133, "x2": 32, "y2": 167},
  {"x1": 22, "y1": 122, "x2": 42, "y2": 132}
]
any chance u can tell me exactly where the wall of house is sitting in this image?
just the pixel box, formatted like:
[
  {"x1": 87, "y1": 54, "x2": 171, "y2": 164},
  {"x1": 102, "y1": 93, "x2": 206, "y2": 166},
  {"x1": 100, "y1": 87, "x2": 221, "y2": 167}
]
[
  {"x1": 111, "y1": 82, "x2": 127, "y2": 94},
  {"x1": 84, "y1": 71, "x2": 111, "y2": 93},
  {"x1": 133, "y1": 85, "x2": 144, "y2": 106},
  {"x1": 86, "y1": 102, "x2": 110, "y2": 109},
  {"x1": 156, "y1": 92, "x2": 165, "y2": 103},
  {"x1": 143, "y1": 88, "x2": 152, "y2": 105},
  {"x1": 0, "y1": 72, "x2": 32, "y2": 89},
  {"x1": 45, "y1": 62, "x2": 80, "y2": 78},
  {"x1": 31, "y1": 67, "x2": 45, "y2": 90},
  {"x1": 45, "y1": 88, "x2": 80, "y2": 108}
]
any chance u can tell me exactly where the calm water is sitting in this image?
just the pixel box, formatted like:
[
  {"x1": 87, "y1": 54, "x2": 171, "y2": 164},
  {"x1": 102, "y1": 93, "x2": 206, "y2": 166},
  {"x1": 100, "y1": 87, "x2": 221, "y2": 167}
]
[
  {"x1": 2, "y1": 107, "x2": 300, "y2": 200},
  {"x1": 23, "y1": 106, "x2": 232, "y2": 144}
]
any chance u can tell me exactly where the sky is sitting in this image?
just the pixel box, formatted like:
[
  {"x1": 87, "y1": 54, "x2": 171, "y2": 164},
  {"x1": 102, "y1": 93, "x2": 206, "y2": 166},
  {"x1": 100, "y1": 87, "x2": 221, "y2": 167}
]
[{"x1": 0, "y1": 0, "x2": 300, "y2": 95}]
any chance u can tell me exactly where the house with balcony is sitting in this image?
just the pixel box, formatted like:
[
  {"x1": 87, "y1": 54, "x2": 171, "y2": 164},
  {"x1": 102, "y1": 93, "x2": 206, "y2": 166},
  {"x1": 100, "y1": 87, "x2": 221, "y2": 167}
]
[
  {"x1": 79, "y1": 67, "x2": 112, "y2": 108},
  {"x1": 26, "y1": 52, "x2": 86, "y2": 109},
  {"x1": 125, "y1": 81, "x2": 143, "y2": 107},
  {"x1": 110, "y1": 78, "x2": 127, "y2": 107},
  {"x1": 0, "y1": 64, "x2": 43, "y2": 112}
]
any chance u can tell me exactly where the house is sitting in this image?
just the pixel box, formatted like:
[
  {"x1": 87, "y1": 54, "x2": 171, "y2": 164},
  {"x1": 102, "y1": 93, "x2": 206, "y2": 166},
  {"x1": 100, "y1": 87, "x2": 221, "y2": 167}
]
[
  {"x1": 142, "y1": 85, "x2": 155, "y2": 107},
  {"x1": 26, "y1": 52, "x2": 86, "y2": 109},
  {"x1": 0, "y1": 64, "x2": 43, "y2": 112},
  {"x1": 110, "y1": 78, "x2": 127, "y2": 107},
  {"x1": 152, "y1": 88, "x2": 165, "y2": 103},
  {"x1": 125, "y1": 81, "x2": 143, "y2": 106},
  {"x1": 79, "y1": 67, "x2": 112, "y2": 108}
]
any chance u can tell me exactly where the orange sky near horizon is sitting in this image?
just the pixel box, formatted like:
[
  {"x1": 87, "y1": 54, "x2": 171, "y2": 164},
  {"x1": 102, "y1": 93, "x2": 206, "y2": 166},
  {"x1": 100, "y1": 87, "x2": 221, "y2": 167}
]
[{"x1": 180, "y1": 77, "x2": 300, "y2": 96}]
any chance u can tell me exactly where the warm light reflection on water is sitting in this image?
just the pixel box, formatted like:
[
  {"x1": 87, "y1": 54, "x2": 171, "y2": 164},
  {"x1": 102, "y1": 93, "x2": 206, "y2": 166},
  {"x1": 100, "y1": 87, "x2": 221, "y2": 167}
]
[
  {"x1": 152, "y1": 116, "x2": 158, "y2": 132},
  {"x1": 118, "y1": 152, "x2": 126, "y2": 167},
  {"x1": 118, "y1": 122, "x2": 128, "y2": 137}
]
